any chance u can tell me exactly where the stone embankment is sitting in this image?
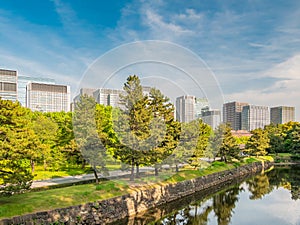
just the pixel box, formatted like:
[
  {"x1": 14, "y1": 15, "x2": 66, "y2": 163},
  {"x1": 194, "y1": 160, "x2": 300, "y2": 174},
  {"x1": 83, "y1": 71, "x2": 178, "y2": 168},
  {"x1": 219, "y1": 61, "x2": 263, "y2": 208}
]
[{"x1": 0, "y1": 161, "x2": 272, "y2": 225}]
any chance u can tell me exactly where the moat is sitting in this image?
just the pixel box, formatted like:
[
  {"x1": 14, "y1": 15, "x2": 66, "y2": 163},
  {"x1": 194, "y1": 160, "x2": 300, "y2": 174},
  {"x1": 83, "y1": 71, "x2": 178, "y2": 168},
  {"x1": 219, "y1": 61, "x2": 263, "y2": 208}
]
[{"x1": 110, "y1": 165, "x2": 300, "y2": 225}]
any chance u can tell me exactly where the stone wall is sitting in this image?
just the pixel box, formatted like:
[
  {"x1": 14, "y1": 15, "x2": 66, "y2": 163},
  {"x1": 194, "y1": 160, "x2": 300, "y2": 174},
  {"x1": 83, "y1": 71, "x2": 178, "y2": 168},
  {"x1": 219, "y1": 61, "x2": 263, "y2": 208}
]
[{"x1": 0, "y1": 162, "x2": 272, "y2": 225}]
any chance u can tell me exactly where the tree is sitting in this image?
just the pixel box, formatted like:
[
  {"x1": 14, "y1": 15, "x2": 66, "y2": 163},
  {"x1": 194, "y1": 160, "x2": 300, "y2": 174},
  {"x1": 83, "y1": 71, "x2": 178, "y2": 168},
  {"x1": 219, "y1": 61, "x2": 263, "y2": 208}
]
[
  {"x1": 32, "y1": 113, "x2": 60, "y2": 170},
  {"x1": 147, "y1": 88, "x2": 180, "y2": 175},
  {"x1": 113, "y1": 75, "x2": 152, "y2": 180},
  {"x1": 0, "y1": 100, "x2": 37, "y2": 195},
  {"x1": 191, "y1": 119, "x2": 211, "y2": 168},
  {"x1": 265, "y1": 123, "x2": 284, "y2": 154},
  {"x1": 284, "y1": 122, "x2": 300, "y2": 155},
  {"x1": 217, "y1": 123, "x2": 240, "y2": 163},
  {"x1": 73, "y1": 95, "x2": 108, "y2": 183},
  {"x1": 245, "y1": 128, "x2": 270, "y2": 157}
]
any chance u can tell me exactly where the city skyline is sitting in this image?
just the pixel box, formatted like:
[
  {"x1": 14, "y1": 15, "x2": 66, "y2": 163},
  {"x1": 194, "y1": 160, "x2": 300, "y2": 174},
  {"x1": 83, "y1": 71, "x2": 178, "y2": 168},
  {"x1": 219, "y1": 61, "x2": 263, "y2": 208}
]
[{"x1": 1, "y1": 0, "x2": 300, "y2": 119}]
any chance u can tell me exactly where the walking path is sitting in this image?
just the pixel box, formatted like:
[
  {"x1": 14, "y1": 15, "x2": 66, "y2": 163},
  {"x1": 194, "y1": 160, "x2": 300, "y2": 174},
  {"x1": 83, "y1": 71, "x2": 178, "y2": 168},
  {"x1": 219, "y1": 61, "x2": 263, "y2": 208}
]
[{"x1": 31, "y1": 167, "x2": 154, "y2": 188}]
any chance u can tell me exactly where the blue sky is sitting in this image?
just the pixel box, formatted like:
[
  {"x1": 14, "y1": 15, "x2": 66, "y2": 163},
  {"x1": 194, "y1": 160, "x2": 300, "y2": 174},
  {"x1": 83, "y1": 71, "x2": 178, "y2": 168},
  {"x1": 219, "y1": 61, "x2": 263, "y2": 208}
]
[{"x1": 1, "y1": 0, "x2": 300, "y2": 119}]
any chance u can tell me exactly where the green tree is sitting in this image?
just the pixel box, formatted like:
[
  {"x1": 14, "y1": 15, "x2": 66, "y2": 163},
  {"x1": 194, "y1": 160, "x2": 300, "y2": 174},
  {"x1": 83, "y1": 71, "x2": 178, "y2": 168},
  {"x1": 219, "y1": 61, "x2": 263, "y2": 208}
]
[
  {"x1": 217, "y1": 123, "x2": 240, "y2": 162},
  {"x1": 32, "y1": 113, "x2": 60, "y2": 170},
  {"x1": 265, "y1": 123, "x2": 284, "y2": 154},
  {"x1": 147, "y1": 88, "x2": 180, "y2": 175},
  {"x1": 73, "y1": 95, "x2": 108, "y2": 183},
  {"x1": 245, "y1": 128, "x2": 270, "y2": 157},
  {"x1": 113, "y1": 75, "x2": 152, "y2": 180},
  {"x1": 284, "y1": 122, "x2": 300, "y2": 155},
  {"x1": 0, "y1": 100, "x2": 37, "y2": 195}
]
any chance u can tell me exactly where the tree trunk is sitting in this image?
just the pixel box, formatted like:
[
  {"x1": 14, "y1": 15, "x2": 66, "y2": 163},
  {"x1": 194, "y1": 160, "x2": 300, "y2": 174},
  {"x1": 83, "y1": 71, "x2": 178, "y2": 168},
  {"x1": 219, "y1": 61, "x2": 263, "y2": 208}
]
[
  {"x1": 31, "y1": 160, "x2": 35, "y2": 173},
  {"x1": 93, "y1": 165, "x2": 99, "y2": 184},
  {"x1": 155, "y1": 165, "x2": 159, "y2": 176},
  {"x1": 136, "y1": 164, "x2": 140, "y2": 178},
  {"x1": 130, "y1": 159, "x2": 135, "y2": 181}
]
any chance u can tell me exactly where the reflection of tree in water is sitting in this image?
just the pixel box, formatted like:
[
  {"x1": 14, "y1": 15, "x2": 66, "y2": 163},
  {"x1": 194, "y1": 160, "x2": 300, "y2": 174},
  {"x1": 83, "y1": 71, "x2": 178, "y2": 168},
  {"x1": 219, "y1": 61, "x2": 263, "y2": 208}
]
[
  {"x1": 268, "y1": 165, "x2": 300, "y2": 200},
  {"x1": 247, "y1": 173, "x2": 272, "y2": 200},
  {"x1": 289, "y1": 165, "x2": 300, "y2": 200},
  {"x1": 212, "y1": 186, "x2": 241, "y2": 225}
]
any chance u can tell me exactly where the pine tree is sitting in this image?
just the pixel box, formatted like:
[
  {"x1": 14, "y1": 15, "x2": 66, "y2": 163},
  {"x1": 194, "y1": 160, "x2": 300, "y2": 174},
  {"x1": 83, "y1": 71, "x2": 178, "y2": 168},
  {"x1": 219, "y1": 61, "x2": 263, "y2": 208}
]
[{"x1": 73, "y1": 95, "x2": 108, "y2": 183}]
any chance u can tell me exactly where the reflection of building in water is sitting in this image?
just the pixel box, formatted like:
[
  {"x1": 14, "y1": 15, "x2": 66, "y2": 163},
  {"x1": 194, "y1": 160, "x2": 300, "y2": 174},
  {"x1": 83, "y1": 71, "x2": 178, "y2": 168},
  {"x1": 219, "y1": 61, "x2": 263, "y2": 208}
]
[
  {"x1": 0, "y1": 69, "x2": 17, "y2": 102},
  {"x1": 26, "y1": 83, "x2": 70, "y2": 112}
]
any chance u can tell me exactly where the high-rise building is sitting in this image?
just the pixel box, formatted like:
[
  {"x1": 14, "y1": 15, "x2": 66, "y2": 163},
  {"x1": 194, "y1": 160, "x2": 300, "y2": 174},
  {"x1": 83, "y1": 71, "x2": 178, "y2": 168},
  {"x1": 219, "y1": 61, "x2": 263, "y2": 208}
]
[
  {"x1": 18, "y1": 76, "x2": 55, "y2": 106},
  {"x1": 202, "y1": 109, "x2": 221, "y2": 130},
  {"x1": 0, "y1": 69, "x2": 17, "y2": 102},
  {"x1": 27, "y1": 83, "x2": 70, "y2": 112},
  {"x1": 223, "y1": 101, "x2": 249, "y2": 130},
  {"x1": 270, "y1": 106, "x2": 295, "y2": 124},
  {"x1": 176, "y1": 95, "x2": 195, "y2": 123},
  {"x1": 194, "y1": 98, "x2": 209, "y2": 119},
  {"x1": 74, "y1": 86, "x2": 152, "y2": 109},
  {"x1": 93, "y1": 88, "x2": 125, "y2": 108},
  {"x1": 241, "y1": 105, "x2": 270, "y2": 131}
]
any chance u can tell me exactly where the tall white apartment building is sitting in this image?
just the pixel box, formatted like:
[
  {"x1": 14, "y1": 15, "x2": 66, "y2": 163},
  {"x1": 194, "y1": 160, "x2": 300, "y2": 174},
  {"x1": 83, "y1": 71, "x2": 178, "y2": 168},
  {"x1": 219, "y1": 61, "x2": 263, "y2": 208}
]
[
  {"x1": 241, "y1": 105, "x2": 270, "y2": 131},
  {"x1": 27, "y1": 83, "x2": 70, "y2": 112},
  {"x1": 176, "y1": 95, "x2": 196, "y2": 123}
]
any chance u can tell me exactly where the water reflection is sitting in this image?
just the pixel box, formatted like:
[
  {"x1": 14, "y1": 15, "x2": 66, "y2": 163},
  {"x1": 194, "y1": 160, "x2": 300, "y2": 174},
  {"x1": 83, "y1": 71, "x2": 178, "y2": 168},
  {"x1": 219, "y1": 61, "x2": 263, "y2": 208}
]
[{"x1": 109, "y1": 165, "x2": 300, "y2": 225}]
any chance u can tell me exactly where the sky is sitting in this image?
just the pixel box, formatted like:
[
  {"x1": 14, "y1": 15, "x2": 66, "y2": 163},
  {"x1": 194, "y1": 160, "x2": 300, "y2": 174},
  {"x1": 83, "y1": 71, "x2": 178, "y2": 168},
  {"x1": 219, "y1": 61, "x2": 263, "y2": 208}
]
[{"x1": 1, "y1": 0, "x2": 300, "y2": 119}]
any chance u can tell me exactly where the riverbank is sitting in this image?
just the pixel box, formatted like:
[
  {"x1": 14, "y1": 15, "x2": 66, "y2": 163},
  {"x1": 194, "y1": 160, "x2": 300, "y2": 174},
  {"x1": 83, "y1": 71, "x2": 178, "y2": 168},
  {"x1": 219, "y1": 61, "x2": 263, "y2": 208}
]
[{"x1": 0, "y1": 161, "x2": 272, "y2": 225}]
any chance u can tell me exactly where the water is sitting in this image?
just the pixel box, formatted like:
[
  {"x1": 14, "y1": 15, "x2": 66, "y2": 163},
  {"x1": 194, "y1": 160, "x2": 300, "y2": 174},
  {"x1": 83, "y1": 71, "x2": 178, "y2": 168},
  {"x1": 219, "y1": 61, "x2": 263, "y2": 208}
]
[{"x1": 111, "y1": 165, "x2": 300, "y2": 225}]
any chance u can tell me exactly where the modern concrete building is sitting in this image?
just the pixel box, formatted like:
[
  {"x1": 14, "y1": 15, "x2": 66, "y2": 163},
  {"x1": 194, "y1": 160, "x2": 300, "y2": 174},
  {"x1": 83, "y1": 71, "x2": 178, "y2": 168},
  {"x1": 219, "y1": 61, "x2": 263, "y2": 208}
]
[
  {"x1": 241, "y1": 105, "x2": 270, "y2": 131},
  {"x1": 176, "y1": 95, "x2": 196, "y2": 123},
  {"x1": 201, "y1": 109, "x2": 221, "y2": 130},
  {"x1": 270, "y1": 106, "x2": 295, "y2": 124},
  {"x1": 223, "y1": 101, "x2": 249, "y2": 130},
  {"x1": 0, "y1": 69, "x2": 17, "y2": 102},
  {"x1": 18, "y1": 76, "x2": 55, "y2": 106},
  {"x1": 27, "y1": 83, "x2": 70, "y2": 112},
  {"x1": 194, "y1": 98, "x2": 209, "y2": 119},
  {"x1": 93, "y1": 88, "x2": 125, "y2": 108}
]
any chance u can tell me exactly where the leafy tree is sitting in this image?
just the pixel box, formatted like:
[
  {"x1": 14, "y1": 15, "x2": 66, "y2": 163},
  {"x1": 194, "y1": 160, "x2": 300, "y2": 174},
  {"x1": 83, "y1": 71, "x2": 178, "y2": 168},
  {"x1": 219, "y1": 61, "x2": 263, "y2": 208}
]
[
  {"x1": 73, "y1": 95, "x2": 108, "y2": 183},
  {"x1": 0, "y1": 100, "x2": 38, "y2": 195},
  {"x1": 147, "y1": 88, "x2": 180, "y2": 175},
  {"x1": 284, "y1": 122, "x2": 300, "y2": 155},
  {"x1": 216, "y1": 123, "x2": 240, "y2": 162},
  {"x1": 245, "y1": 128, "x2": 270, "y2": 157},
  {"x1": 265, "y1": 123, "x2": 284, "y2": 154},
  {"x1": 32, "y1": 113, "x2": 60, "y2": 170},
  {"x1": 113, "y1": 75, "x2": 152, "y2": 180}
]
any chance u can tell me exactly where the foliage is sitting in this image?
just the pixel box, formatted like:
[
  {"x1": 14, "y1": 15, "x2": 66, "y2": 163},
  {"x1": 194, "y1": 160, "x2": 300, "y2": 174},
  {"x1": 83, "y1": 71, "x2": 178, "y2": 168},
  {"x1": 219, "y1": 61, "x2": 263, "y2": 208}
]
[
  {"x1": 0, "y1": 100, "x2": 36, "y2": 195},
  {"x1": 245, "y1": 128, "x2": 270, "y2": 157},
  {"x1": 73, "y1": 95, "x2": 108, "y2": 183},
  {"x1": 214, "y1": 123, "x2": 240, "y2": 163}
]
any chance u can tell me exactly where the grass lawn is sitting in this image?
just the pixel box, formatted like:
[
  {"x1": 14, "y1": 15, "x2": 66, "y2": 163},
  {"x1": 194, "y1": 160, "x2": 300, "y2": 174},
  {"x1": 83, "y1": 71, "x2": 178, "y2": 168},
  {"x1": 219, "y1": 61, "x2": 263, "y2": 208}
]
[
  {"x1": 0, "y1": 159, "x2": 270, "y2": 220},
  {"x1": 0, "y1": 181, "x2": 129, "y2": 219},
  {"x1": 33, "y1": 163, "x2": 122, "y2": 180}
]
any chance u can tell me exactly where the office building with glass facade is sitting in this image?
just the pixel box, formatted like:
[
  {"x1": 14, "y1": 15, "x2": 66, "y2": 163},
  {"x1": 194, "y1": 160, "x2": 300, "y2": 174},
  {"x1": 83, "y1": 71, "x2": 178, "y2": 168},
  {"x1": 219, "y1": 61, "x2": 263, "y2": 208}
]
[
  {"x1": 0, "y1": 69, "x2": 17, "y2": 102},
  {"x1": 241, "y1": 105, "x2": 270, "y2": 131},
  {"x1": 270, "y1": 106, "x2": 295, "y2": 124},
  {"x1": 27, "y1": 83, "x2": 70, "y2": 112},
  {"x1": 18, "y1": 76, "x2": 55, "y2": 106}
]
